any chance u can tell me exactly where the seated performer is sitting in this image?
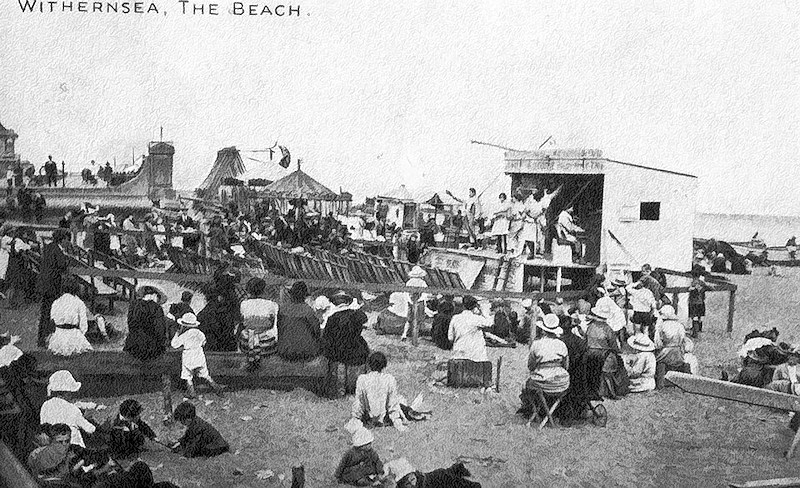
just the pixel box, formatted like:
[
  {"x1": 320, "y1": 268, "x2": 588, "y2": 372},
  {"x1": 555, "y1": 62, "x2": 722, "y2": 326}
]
[{"x1": 555, "y1": 206, "x2": 585, "y2": 263}]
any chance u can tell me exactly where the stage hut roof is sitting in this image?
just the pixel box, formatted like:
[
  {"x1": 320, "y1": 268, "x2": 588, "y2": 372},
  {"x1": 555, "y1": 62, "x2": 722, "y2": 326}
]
[
  {"x1": 198, "y1": 147, "x2": 246, "y2": 196},
  {"x1": 262, "y1": 168, "x2": 340, "y2": 201}
]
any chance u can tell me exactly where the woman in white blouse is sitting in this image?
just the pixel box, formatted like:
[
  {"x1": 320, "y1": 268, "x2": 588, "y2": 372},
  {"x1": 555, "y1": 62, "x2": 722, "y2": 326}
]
[
  {"x1": 40, "y1": 370, "x2": 96, "y2": 448},
  {"x1": 238, "y1": 277, "x2": 279, "y2": 365},
  {"x1": 448, "y1": 296, "x2": 489, "y2": 363},
  {"x1": 48, "y1": 279, "x2": 107, "y2": 356}
]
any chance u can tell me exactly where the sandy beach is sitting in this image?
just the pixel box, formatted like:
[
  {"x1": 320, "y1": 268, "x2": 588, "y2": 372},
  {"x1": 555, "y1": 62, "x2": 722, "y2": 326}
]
[{"x1": 2, "y1": 265, "x2": 799, "y2": 487}]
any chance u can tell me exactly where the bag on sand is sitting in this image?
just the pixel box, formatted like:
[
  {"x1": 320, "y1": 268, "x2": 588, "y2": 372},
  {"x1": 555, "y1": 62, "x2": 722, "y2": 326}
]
[{"x1": 447, "y1": 359, "x2": 493, "y2": 388}]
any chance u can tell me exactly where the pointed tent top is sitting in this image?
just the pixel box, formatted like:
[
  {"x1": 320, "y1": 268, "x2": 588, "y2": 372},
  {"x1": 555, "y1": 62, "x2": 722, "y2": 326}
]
[
  {"x1": 263, "y1": 168, "x2": 339, "y2": 201},
  {"x1": 378, "y1": 184, "x2": 414, "y2": 202},
  {"x1": 198, "y1": 146, "x2": 246, "y2": 195}
]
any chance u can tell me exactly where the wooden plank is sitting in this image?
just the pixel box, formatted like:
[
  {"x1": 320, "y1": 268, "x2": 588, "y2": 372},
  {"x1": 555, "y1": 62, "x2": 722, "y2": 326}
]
[
  {"x1": 728, "y1": 477, "x2": 800, "y2": 488},
  {"x1": 0, "y1": 441, "x2": 39, "y2": 488},
  {"x1": 665, "y1": 372, "x2": 800, "y2": 412},
  {"x1": 28, "y1": 350, "x2": 328, "y2": 380}
]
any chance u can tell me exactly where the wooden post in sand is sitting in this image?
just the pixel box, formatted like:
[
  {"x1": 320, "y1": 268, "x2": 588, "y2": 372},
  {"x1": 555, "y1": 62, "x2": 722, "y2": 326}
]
[
  {"x1": 162, "y1": 373, "x2": 174, "y2": 425},
  {"x1": 495, "y1": 356, "x2": 502, "y2": 393},
  {"x1": 727, "y1": 287, "x2": 736, "y2": 335},
  {"x1": 411, "y1": 292, "x2": 420, "y2": 346}
]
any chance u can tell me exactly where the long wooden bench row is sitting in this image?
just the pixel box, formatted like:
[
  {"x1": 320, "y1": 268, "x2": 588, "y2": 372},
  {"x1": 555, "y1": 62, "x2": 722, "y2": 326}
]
[{"x1": 27, "y1": 350, "x2": 334, "y2": 396}]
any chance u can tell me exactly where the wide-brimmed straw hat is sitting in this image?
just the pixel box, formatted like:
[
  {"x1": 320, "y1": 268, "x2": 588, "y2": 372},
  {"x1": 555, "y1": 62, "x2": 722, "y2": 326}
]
[
  {"x1": 47, "y1": 370, "x2": 81, "y2": 396},
  {"x1": 384, "y1": 458, "x2": 415, "y2": 481},
  {"x1": 351, "y1": 427, "x2": 374, "y2": 447},
  {"x1": 136, "y1": 285, "x2": 166, "y2": 305},
  {"x1": 537, "y1": 313, "x2": 563, "y2": 336},
  {"x1": 521, "y1": 298, "x2": 533, "y2": 309},
  {"x1": 330, "y1": 290, "x2": 354, "y2": 306},
  {"x1": 627, "y1": 334, "x2": 656, "y2": 352},
  {"x1": 659, "y1": 305, "x2": 679, "y2": 320},
  {"x1": 408, "y1": 266, "x2": 427, "y2": 279},
  {"x1": 178, "y1": 313, "x2": 199, "y2": 328},
  {"x1": 590, "y1": 301, "x2": 614, "y2": 320}
]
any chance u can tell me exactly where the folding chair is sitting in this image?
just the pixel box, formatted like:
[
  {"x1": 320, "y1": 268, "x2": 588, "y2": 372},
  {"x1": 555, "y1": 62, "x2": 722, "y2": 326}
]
[{"x1": 526, "y1": 388, "x2": 567, "y2": 430}]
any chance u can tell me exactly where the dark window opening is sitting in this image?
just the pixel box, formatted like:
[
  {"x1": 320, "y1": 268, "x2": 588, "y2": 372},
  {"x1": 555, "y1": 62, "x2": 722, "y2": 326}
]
[{"x1": 640, "y1": 202, "x2": 661, "y2": 221}]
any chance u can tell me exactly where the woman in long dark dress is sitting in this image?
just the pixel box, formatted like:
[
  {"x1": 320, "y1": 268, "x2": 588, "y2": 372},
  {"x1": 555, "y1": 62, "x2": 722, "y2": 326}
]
[
  {"x1": 197, "y1": 267, "x2": 241, "y2": 352},
  {"x1": 322, "y1": 291, "x2": 369, "y2": 397},
  {"x1": 124, "y1": 286, "x2": 167, "y2": 361},
  {"x1": 554, "y1": 313, "x2": 589, "y2": 424}
]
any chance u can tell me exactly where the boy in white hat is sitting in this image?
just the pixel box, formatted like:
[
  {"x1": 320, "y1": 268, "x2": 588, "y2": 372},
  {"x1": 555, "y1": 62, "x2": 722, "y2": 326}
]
[
  {"x1": 334, "y1": 425, "x2": 383, "y2": 486},
  {"x1": 170, "y1": 313, "x2": 224, "y2": 399},
  {"x1": 40, "y1": 370, "x2": 96, "y2": 448}
]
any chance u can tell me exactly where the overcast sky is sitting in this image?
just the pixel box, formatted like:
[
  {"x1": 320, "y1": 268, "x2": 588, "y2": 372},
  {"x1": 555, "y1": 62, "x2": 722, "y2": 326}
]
[{"x1": 1, "y1": 1, "x2": 798, "y2": 215}]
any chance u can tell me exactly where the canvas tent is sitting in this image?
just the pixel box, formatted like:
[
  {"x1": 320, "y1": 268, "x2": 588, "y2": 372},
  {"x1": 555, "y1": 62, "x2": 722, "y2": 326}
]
[
  {"x1": 260, "y1": 168, "x2": 351, "y2": 215},
  {"x1": 198, "y1": 147, "x2": 246, "y2": 197}
]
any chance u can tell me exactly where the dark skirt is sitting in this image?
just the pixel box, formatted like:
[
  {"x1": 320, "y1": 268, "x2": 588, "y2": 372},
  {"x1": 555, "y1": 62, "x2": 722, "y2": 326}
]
[{"x1": 688, "y1": 302, "x2": 705, "y2": 318}]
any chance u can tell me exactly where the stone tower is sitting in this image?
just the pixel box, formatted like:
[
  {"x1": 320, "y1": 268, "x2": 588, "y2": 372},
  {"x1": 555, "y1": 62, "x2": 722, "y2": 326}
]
[{"x1": 146, "y1": 141, "x2": 175, "y2": 202}]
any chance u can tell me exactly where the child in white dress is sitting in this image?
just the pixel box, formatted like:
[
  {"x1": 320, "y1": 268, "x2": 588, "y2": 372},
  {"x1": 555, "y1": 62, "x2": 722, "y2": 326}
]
[{"x1": 170, "y1": 313, "x2": 224, "y2": 399}]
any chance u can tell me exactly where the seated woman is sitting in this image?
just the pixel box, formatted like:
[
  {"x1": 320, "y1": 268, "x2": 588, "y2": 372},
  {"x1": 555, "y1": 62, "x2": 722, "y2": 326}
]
[
  {"x1": 40, "y1": 371, "x2": 96, "y2": 448},
  {"x1": 238, "y1": 277, "x2": 279, "y2": 367},
  {"x1": 518, "y1": 314, "x2": 570, "y2": 420},
  {"x1": 489, "y1": 299, "x2": 517, "y2": 342},
  {"x1": 448, "y1": 296, "x2": 489, "y2": 363},
  {"x1": 351, "y1": 352, "x2": 406, "y2": 432},
  {"x1": 48, "y1": 279, "x2": 108, "y2": 357},
  {"x1": 586, "y1": 302, "x2": 628, "y2": 399},
  {"x1": 276, "y1": 281, "x2": 322, "y2": 361},
  {"x1": 624, "y1": 333, "x2": 657, "y2": 393}
]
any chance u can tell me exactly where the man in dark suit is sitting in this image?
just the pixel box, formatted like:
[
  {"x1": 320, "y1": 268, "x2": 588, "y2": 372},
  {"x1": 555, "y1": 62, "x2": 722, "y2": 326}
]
[{"x1": 36, "y1": 228, "x2": 71, "y2": 347}]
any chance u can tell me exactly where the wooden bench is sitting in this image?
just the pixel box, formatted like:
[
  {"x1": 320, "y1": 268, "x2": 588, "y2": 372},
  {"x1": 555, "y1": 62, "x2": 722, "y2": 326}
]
[{"x1": 27, "y1": 350, "x2": 334, "y2": 397}]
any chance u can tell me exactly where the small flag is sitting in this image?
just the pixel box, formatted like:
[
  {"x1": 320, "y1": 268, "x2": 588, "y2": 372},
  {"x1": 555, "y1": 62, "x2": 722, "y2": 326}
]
[{"x1": 278, "y1": 146, "x2": 291, "y2": 168}]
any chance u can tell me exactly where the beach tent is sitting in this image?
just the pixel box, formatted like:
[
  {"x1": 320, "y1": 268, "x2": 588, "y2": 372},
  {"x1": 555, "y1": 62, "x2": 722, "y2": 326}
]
[
  {"x1": 260, "y1": 168, "x2": 351, "y2": 215},
  {"x1": 198, "y1": 147, "x2": 246, "y2": 197}
]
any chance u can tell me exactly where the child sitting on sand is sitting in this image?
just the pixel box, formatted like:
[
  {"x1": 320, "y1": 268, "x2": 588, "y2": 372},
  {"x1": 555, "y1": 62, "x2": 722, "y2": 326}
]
[
  {"x1": 170, "y1": 401, "x2": 230, "y2": 458},
  {"x1": 682, "y1": 338, "x2": 699, "y2": 375},
  {"x1": 170, "y1": 313, "x2": 225, "y2": 399},
  {"x1": 334, "y1": 425, "x2": 384, "y2": 486},
  {"x1": 101, "y1": 399, "x2": 160, "y2": 458}
]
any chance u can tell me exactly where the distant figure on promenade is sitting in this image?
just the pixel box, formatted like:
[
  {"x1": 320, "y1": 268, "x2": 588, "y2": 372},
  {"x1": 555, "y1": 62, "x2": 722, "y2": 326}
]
[
  {"x1": 43, "y1": 156, "x2": 58, "y2": 187},
  {"x1": 36, "y1": 229, "x2": 71, "y2": 348},
  {"x1": 788, "y1": 236, "x2": 797, "y2": 260}
]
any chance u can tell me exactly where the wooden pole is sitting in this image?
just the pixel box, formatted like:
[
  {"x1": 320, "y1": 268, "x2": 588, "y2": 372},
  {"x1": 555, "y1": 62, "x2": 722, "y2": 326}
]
[
  {"x1": 495, "y1": 356, "x2": 502, "y2": 392},
  {"x1": 61, "y1": 161, "x2": 65, "y2": 187},
  {"x1": 162, "y1": 373, "x2": 174, "y2": 425},
  {"x1": 727, "y1": 288, "x2": 736, "y2": 335},
  {"x1": 411, "y1": 292, "x2": 420, "y2": 346}
]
